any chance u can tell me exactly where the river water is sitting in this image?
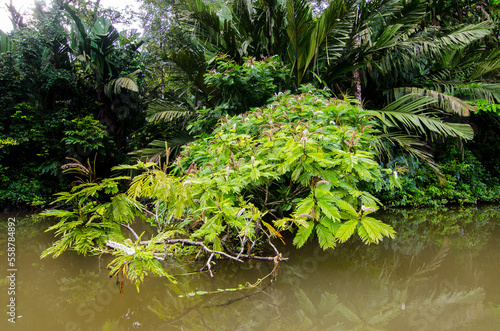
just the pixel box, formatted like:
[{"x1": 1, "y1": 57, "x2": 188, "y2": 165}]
[{"x1": 1, "y1": 206, "x2": 500, "y2": 330}]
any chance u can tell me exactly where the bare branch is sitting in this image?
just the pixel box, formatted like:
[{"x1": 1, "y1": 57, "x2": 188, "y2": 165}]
[
  {"x1": 115, "y1": 222, "x2": 140, "y2": 241},
  {"x1": 163, "y1": 239, "x2": 244, "y2": 262},
  {"x1": 202, "y1": 253, "x2": 215, "y2": 277},
  {"x1": 140, "y1": 238, "x2": 289, "y2": 262}
]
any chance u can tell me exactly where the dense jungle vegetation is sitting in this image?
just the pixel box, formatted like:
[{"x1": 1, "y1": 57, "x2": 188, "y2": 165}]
[{"x1": 2, "y1": 0, "x2": 500, "y2": 288}]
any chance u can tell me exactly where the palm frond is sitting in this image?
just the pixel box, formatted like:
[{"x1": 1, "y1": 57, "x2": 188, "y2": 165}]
[
  {"x1": 369, "y1": 23, "x2": 405, "y2": 53},
  {"x1": 323, "y1": 12, "x2": 354, "y2": 65},
  {"x1": 146, "y1": 99, "x2": 194, "y2": 123},
  {"x1": 285, "y1": 0, "x2": 314, "y2": 83},
  {"x1": 376, "y1": 132, "x2": 425, "y2": 157},
  {"x1": 470, "y1": 49, "x2": 500, "y2": 80},
  {"x1": 312, "y1": 0, "x2": 349, "y2": 66},
  {"x1": 392, "y1": 87, "x2": 476, "y2": 116},
  {"x1": 115, "y1": 69, "x2": 141, "y2": 93},
  {"x1": 406, "y1": 21, "x2": 494, "y2": 56},
  {"x1": 376, "y1": 132, "x2": 442, "y2": 178},
  {"x1": 457, "y1": 83, "x2": 500, "y2": 103},
  {"x1": 129, "y1": 132, "x2": 194, "y2": 163},
  {"x1": 436, "y1": 21, "x2": 493, "y2": 49},
  {"x1": 372, "y1": 94, "x2": 474, "y2": 141}
]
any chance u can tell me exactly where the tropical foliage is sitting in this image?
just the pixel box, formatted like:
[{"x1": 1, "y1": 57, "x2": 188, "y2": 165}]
[
  {"x1": 0, "y1": 1, "x2": 144, "y2": 208},
  {"x1": 42, "y1": 89, "x2": 396, "y2": 289},
  {"x1": 1, "y1": 0, "x2": 500, "y2": 290}
]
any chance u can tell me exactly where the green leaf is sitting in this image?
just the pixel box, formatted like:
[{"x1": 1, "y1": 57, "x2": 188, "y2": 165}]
[
  {"x1": 358, "y1": 217, "x2": 396, "y2": 244},
  {"x1": 335, "y1": 200, "x2": 358, "y2": 218},
  {"x1": 315, "y1": 223, "x2": 336, "y2": 249},
  {"x1": 316, "y1": 193, "x2": 340, "y2": 221},
  {"x1": 335, "y1": 219, "x2": 358, "y2": 243},
  {"x1": 293, "y1": 220, "x2": 315, "y2": 248},
  {"x1": 294, "y1": 196, "x2": 315, "y2": 218},
  {"x1": 110, "y1": 194, "x2": 138, "y2": 224}
]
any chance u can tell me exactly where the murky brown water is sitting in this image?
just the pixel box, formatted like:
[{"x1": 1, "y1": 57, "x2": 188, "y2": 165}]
[{"x1": 1, "y1": 206, "x2": 500, "y2": 330}]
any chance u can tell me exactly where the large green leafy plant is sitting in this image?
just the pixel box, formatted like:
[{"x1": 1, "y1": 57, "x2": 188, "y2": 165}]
[
  {"x1": 175, "y1": 87, "x2": 396, "y2": 249},
  {"x1": 42, "y1": 88, "x2": 395, "y2": 290}
]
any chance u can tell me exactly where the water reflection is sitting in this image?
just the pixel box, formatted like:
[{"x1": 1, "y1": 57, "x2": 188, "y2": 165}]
[
  {"x1": 1, "y1": 206, "x2": 500, "y2": 330},
  {"x1": 282, "y1": 244, "x2": 488, "y2": 331}
]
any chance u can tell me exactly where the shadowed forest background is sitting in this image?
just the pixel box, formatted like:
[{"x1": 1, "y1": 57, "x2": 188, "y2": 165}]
[{"x1": 2, "y1": 0, "x2": 500, "y2": 210}]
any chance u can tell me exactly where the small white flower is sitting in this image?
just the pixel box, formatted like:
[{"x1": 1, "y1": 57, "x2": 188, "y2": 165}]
[
  {"x1": 330, "y1": 120, "x2": 336, "y2": 125},
  {"x1": 394, "y1": 170, "x2": 398, "y2": 179}
]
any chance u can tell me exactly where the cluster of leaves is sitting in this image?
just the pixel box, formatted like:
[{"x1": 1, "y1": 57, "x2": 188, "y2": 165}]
[
  {"x1": 205, "y1": 55, "x2": 291, "y2": 113},
  {"x1": 0, "y1": 1, "x2": 145, "y2": 208},
  {"x1": 39, "y1": 163, "x2": 177, "y2": 291},
  {"x1": 174, "y1": 87, "x2": 395, "y2": 249},
  {"x1": 376, "y1": 142, "x2": 500, "y2": 207},
  {"x1": 42, "y1": 88, "x2": 397, "y2": 290},
  {"x1": 472, "y1": 99, "x2": 500, "y2": 116},
  {"x1": 62, "y1": 115, "x2": 113, "y2": 158},
  {"x1": 187, "y1": 55, "x2": 292, "y2": 135}
]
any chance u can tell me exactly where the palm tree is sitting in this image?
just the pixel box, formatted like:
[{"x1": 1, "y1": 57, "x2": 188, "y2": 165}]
[
  {"x1": 167, "y1": 0, "x2": 500, "y2": 170},
  {"x1": 60, "y1": 1, "x2": 143, "y2": 145}
]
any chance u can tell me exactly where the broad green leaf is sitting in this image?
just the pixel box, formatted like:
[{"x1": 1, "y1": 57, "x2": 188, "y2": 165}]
[
  {"x1": 318, "y1": 216, "x2": 340, "y2": 235},
  {"x1": 335, "y1": 200, "x2": 358, "y2": 218},
  {"x1": 293, "y1": 218, "x2": 311, "y2": 227},
  {"x1": 294, "y1": 196, "x2": 316, "y2": 217},
  {"x1": 293, "y1": 221, "x2": 315, "y2": 248},
  {"x1": 316, "y1": 194, "x2": 340, "y2": 221},
  {"x1": 316, "y1": 223, "x2": 336, "y2": 249},
  {"x1": 335, "y1": 219, "x2": 358, "y2": 243},
  {"x1": 110, "y1": 194, "x2": 138, "y2": 224},
  {"x1": 359, "y1": 217, "x2": 396, "y2": 244}
]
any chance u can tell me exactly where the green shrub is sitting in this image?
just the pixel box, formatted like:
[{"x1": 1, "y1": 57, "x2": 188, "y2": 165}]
[
  {"x1": 189, "y1": 55, "x2": 291, "y2": 135},
  {"x1": 376, "y1": 142, "x2": 500, "y2": 207},
  {"x1": 175, "y1": 86, "x2": 395, "y2": 249},
  {"x1": 42, "y1": 87, "x2": 396, "y2": 290}
]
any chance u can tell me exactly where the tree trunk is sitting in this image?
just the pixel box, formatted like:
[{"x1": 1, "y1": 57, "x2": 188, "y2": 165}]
[
  {"x1": 353, "y1": 33, "x2": 362, "y2": 104},
  {"x1": 353, "y1": 67, "x2": 362, "y2": 104}
]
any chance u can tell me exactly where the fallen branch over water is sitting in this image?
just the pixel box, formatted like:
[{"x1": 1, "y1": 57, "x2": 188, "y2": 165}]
[{"x1": 163, "y1": 239, "x2": 244, "y2": 262}]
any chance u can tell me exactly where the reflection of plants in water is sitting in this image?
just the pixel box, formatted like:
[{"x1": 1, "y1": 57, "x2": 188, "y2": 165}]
[
  {"x1": 474, "y1": 303, "x2": 500, "y2": 330},
  {"x1": 383, "y1": 206, "x2": 499, "y2": 255},
  {"x1": 101, "y1": 319, "x2": 125, "y2": 331},
  {"x1": 58, "y1": 270, "x2": 102, "y2": 304},
  {"x1": 2, "y1": 208, "x2": 498, "y2": 329},
  {"x1": 141, "y1": 207, "x2": 500, "y2": 330},
  {"x1": 145, "y1": 262, "x2": 281, "y2": 330},
  {"x1": 0, "y1": 214, "x2": 52, "y2": 254},
  {"x1": 287, "y1": 243, "x2": 489, "y2": 331},
  {"x1": 292, "y1": 288, "x2": 401, "y2": 330},
  {"x1": 148, "y1": 287, "x2": 271, "y2": 330},
  {"x1": 290, "y1": 287, "x2": 486, "y2": 331},
  {"x1": 404, "y1": 288, "x2": 486, "y2": 331}
]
